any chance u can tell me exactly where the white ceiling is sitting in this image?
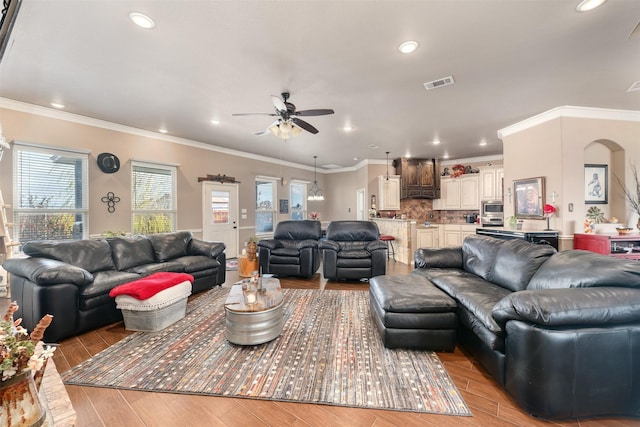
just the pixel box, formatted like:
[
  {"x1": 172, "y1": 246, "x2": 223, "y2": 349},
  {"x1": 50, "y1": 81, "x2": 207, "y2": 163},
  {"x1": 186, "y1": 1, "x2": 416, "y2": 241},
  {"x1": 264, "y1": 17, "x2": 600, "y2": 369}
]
[{"x1": 1, "y1": 0, "x2": 639, "y2": 170}]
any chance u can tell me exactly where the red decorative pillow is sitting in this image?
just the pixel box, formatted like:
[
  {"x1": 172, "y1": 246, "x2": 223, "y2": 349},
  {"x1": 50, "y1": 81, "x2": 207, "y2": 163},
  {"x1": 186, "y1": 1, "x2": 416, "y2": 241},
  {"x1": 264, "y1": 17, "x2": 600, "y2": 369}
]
[{"x1": 109, "y1": 272, "x2": 194, "y2": 300}]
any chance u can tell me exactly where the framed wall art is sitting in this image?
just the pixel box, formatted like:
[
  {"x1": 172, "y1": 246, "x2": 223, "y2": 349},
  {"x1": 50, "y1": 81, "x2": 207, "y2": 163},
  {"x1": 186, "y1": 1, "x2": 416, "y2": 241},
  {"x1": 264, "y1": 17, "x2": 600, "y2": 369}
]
[
  {"x1": 514, "y1": 177, "x2": 545, "y2": 219},
  {"x1": 584, "y1": 164, "x2": 608, "y2": 204}
]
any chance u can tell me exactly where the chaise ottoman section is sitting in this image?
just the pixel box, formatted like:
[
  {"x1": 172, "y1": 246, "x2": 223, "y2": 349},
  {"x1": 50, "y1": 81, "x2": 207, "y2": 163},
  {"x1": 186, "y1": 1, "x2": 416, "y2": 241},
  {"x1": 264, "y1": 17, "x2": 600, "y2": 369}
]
[
  {"x1": 110, "y1": 272, "x2": 194, "y2": 331},
  {"x1": 369, "y1": 275, "x2": 457, "y2": 351}
]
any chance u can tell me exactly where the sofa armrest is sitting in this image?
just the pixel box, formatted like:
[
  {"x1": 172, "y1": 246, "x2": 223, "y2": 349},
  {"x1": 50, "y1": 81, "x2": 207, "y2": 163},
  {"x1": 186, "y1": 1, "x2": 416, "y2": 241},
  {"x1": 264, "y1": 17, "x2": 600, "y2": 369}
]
[
  {"x1": 493, "y1": 287, "x2": 640, "y2": 328},
  {"x1": 296, "y1": 239, "x2": 319, "y2": 250},
  {"x1": 2, "y1": 257, "x2": 93, "y2": 286},
  {"x1": 319, "y1": 239, "x2": 340, "y2": 251},
  {"x1": 366, "y1": 240, "x2": 388, "y2": 252},
  {"x1": 257, "y1": 239, "x2": 282, "y2": 250},
  {"x1": 414, "y1": 247, "x2": 463, "y2": 269},
  {"x1": 188, "y1": 238, "x2": 225, "y2": 258}
]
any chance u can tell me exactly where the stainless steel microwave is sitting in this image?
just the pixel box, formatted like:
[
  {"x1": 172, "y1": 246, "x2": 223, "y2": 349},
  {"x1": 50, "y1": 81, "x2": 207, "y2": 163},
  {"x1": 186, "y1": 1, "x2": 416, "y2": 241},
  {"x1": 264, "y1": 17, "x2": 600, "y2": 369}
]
[{"x1": 481, "y1": 200, "x2": 504, "y2": 226}]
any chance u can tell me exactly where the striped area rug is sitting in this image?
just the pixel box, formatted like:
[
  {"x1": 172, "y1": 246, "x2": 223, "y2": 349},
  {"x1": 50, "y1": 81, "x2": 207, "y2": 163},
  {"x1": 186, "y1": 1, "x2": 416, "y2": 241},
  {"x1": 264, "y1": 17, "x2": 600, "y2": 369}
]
[{"x1": 62, "y1": 288, "x2": 471, "y2": 416}]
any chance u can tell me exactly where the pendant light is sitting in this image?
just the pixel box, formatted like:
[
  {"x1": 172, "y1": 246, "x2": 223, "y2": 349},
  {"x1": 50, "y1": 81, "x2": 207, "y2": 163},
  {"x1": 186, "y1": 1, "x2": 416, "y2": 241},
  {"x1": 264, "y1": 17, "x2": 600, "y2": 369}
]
[
  {"x1": 308, "y1": 155, "x2": 325, "y2": 201},
  {"x1": 385, "y1": 151, "x2": 390, "y2": 181}
]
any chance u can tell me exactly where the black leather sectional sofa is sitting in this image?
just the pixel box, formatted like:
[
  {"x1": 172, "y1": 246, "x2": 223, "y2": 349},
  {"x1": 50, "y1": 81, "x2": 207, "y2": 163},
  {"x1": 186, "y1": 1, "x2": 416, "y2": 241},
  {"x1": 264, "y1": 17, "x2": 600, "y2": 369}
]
[
  {"x1": 411, "y1": 235, "x2": 640, "y2": 419},
  {"x1": 3, "y1": 231, "x2": 225, "y2": 342}
]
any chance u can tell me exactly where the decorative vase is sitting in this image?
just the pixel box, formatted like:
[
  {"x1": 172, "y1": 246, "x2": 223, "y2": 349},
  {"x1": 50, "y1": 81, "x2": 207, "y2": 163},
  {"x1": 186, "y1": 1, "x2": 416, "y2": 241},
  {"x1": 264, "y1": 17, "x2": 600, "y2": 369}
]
[
  {"x1": 0, "y1": 371, "x2": 46, "y2": 427},
  {"x1": 247, "y1": 242, "x2": 257, "y2": 262}
]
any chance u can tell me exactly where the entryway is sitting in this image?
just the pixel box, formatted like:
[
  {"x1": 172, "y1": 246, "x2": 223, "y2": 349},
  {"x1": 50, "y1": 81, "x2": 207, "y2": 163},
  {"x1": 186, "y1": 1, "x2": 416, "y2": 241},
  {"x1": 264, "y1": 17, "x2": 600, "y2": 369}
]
[{"x1": 202, "y1": 182, "x2": 239, "y2": 257}]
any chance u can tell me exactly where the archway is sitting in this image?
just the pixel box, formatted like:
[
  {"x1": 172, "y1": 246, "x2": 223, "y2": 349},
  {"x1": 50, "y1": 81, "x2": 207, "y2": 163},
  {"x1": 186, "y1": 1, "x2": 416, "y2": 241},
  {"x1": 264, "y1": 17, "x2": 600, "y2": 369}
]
[{"x1": 583, "y1": 139, "x2": 626, "y2": 226}]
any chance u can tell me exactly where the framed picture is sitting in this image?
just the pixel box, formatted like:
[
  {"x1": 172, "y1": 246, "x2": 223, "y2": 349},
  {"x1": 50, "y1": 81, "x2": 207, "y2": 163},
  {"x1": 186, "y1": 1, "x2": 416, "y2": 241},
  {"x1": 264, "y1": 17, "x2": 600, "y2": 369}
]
[
  {"x1": 514, "y1": 177, "x2": 545, "y2": 219},
  {"x1": 584, "y1": 164, "x2": 608, "y2": 204}
]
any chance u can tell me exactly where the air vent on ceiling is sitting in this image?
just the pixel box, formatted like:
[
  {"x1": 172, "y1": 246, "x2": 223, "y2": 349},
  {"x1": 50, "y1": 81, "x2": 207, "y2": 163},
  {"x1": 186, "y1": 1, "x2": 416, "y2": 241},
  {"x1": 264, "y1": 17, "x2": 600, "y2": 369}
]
[
  {"x1": 627, "y1": 81, "x2": 640, "y2": 92},
  {"x1": 423, "y1": 75, "x2": 455, "y2": 91}
]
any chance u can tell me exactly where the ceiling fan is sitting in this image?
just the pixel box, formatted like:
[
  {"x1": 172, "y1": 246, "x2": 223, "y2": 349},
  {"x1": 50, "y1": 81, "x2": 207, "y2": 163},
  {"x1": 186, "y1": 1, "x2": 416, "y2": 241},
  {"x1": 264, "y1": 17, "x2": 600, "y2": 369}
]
[{"x1": 233, "y1": 92, "x2": 334, "y2": 139}]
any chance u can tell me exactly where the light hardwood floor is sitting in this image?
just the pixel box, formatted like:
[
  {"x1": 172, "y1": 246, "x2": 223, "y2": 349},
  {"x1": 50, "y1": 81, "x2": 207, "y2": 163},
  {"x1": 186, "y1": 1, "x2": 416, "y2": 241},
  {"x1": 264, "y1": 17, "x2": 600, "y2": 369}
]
[{"x1": 12, "y1": 261, "x2": 640, "y2": 426}]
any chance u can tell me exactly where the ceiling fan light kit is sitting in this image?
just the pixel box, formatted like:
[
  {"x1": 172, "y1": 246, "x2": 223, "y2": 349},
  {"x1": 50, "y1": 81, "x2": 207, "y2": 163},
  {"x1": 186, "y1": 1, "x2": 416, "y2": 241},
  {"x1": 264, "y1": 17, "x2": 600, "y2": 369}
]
[{"x1": 234, "y1": 92, "x2": 334, "y2": 140}]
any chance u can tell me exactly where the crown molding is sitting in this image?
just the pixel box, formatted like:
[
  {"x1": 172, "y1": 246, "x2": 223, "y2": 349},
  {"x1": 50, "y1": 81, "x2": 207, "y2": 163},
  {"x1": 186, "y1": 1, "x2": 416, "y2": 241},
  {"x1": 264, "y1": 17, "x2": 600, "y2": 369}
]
[
  {"x1": 497, "y1": 105, "x2": 640, "y2": 139},
  {"x1": 0, "y1": 97, "x2": 320, "y2": 173}
]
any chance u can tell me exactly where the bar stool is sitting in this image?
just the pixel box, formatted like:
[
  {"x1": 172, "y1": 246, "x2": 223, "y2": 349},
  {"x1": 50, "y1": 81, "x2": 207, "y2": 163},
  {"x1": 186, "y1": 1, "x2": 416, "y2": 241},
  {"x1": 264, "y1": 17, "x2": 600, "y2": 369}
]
[{"x1": 379, "y1": 235, "x2": 396, "y2": 261}]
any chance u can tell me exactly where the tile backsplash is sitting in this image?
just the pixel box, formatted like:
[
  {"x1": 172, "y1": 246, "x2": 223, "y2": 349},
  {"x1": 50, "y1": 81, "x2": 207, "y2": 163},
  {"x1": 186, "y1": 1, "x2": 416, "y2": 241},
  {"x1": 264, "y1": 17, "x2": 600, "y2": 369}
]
[{"x1": 378, "y1": 199, "x2": 479, "y2": 224}]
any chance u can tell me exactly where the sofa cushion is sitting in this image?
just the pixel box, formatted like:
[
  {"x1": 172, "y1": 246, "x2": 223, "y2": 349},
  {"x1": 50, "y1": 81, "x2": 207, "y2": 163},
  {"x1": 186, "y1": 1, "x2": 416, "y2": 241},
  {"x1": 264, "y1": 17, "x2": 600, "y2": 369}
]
[
  {"x1": 2, "y1": 257, "x2": 94, "y2": 286},
  {"x1": 488, "y1": 239, "x2": 556, "y2": 292},
  {"x1": 23, "y1": 239, "x2": 116, "y2": 273},
  {"x1": 80, "y1": 270, "x2": 141, "y2": 299},
  {"x1": 108, "y1": 236, "x2": 155, "y2": 271},
  {"x1": 172, "y1": 255, "x2": 220, "y2": 274},
  {"x1": 462, "y1": 235, "x2": 505, "y2": 281},
  {"x1": 528, "y1": 250, "x2": 640, "y2": 290},
  {"x1": 126, "y1": 261, "x2": 186, "y2": 276},
  {"x1": 430, "y1": 274, "x2": 511, "y2": 334},
  {"x1": 147, "y1": 231, "x2": 192, "y2": 262}
]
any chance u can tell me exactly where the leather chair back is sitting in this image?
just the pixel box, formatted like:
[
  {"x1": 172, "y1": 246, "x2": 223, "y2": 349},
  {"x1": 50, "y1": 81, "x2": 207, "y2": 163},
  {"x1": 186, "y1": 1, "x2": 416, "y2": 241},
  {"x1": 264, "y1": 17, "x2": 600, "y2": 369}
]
[
  {"x1": 274, "y1": 220, "x2": 322, "y2": 241},
  {"x1": 326, "y1": 221, "x2": 379, "y2": 241}
]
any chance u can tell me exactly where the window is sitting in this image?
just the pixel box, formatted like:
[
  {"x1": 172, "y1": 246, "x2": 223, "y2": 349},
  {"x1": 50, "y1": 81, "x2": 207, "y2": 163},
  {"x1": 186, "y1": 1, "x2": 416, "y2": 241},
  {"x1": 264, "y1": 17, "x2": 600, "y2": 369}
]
[
  {"x1": 256, "y1": 178, "x2": 277, "y2": 234},
  {"x1": 132, "y1": 161, "x2": 177, "y2": 235},
  {"x1": 13, "y1": 142, "x2": 89, "y2": 246},
  {"x1": 290, "y1": 181, "x2": 307, "y2": 220}
]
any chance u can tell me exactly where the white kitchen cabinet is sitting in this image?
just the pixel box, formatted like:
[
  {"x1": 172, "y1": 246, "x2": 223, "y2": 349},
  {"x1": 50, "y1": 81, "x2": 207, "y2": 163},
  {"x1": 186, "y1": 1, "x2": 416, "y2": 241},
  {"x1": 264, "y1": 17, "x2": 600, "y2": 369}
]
[
  {"x1": 479, "y1": 167, "x2": 504, "y2": 201},
  {"x1": 435, "y1": 175, "x2": 480, "y2": 210},
  {"x1": 377, "y1": 175, "x2": 401, "y2": 211},
  {"x1": 442, "y1": 224, "x2": 478, "y2": 247},
  {"x1": 416, "y1": 228, "x2": 438, "y2": 249}
]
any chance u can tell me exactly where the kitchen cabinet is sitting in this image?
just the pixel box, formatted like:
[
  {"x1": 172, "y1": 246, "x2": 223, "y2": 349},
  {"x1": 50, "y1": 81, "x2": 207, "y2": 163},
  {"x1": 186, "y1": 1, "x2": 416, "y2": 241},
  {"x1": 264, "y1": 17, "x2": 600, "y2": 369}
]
[
  {"x1": 434, "y1": 175, "x2": 479, "y2": 210},
  {"x1": 442, "y1": 224, "x2": 478, "y2": 247},
  {"x1": 377, "y1": 175, "x2": 401, "y2": 211},
  {"x1": 394, "y1": 158, "x2": 440, "y2": 199},
  {"x1": 416, "y1": 227, "x2": 439, "y2": 249},
  {"x1": 479, "y1": 167, "x2": 504, "y2": 201}
]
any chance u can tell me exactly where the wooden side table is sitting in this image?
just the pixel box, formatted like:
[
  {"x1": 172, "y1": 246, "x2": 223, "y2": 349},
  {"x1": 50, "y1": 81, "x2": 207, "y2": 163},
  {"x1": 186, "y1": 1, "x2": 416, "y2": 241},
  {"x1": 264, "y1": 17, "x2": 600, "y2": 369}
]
[{"x1": 238, "y1": 255, "x2": 259, "y2": 277}]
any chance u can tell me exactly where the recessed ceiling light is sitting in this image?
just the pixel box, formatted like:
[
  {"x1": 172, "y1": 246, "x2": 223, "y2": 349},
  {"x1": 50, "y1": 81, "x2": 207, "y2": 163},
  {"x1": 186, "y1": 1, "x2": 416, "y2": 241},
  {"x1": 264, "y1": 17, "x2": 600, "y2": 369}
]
[
  {"x1": 159, "y1": 129, "x2": 168, "y2": 134},
  {"x1": 398, "y1": 40, "x2": 419, "y2": 54},
  {"x1": 211, "y1": 119, "x2": 220, "y2": 125},
  {"x1": 405, "y1": 152, "x2": 411, "y2": 158},
  {"x1": 129, "y1": 12, "x2": 155, "y2": 29},
  {"x1": 432, "y1": 139, "x2": 441, "y2": 145},
  {"x1": 442, "y1": 154, "x2": 450, "y2": 159},
  {"x1": 368, "y1": 144, "x2": 379, "y2": 149},
  {"x1": 343, "y1": 125, "x2": 353, "y2": 132},
  {"x1": 576, "y1": 0, "x2": 607, "y2": 12},
  {"x1": 479, "y1": 140, "x2": 488, "y2": 146},
  {"x1": 353, "y1": 157, "x2": 359, "y2": 161},
  {"x1": 50, "y1": 102, "x2": 65, "y2": 109}
]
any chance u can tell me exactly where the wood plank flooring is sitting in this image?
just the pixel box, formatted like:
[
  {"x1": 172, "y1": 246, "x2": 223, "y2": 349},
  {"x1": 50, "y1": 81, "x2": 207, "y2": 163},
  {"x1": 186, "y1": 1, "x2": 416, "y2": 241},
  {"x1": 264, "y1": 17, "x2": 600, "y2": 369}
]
[{"x1": 7, "y1": 261, "x2": 640, "y2": 426}]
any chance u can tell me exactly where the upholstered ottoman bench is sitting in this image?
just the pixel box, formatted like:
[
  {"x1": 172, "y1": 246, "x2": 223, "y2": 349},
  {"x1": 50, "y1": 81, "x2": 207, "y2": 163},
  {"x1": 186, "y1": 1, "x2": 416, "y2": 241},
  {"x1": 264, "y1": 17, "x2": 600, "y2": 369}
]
[
  {"x1": 109, "y1": 272, "x2": 194, "y2": 332},
  {"x1": 369, "y1": 275, "x2": 457, "y2": 351}
]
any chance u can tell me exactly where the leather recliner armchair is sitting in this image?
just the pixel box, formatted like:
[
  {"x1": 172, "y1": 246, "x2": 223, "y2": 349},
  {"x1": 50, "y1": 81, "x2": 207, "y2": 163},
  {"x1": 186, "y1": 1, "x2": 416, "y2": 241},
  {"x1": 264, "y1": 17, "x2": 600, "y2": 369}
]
[
  {"x1": 257, "y1": 220, "x2": 322, "y2": 278},
  {"x1": 319, "y1": 221, "x2": 387, "y2": 281}
]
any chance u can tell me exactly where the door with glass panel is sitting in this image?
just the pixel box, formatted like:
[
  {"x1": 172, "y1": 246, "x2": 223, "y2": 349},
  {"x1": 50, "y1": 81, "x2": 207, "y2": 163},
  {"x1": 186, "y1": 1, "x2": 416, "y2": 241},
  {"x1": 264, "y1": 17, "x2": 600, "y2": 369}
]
[{"x1": 202, "y1": 182, "x2": 239, "y2": 257}]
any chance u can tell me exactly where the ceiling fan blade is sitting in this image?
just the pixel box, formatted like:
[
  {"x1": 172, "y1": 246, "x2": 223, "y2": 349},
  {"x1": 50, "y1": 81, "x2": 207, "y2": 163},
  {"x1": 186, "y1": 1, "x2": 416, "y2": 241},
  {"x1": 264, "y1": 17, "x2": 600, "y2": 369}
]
[
  {"x1": 253, "y1": 120, "x2": 281, "y2": 136},
  {"x1": 294, "y1": 109, "x2": 335, "y2": 116},
  {"x1": 232, "y1": 113, "x2": 277, "y2": 116},
  {"x1": 271, "y1": 95, "x2": 287, "y2": 113},
  {"x1": 292, "y1": 117, "x2": 319, "y2": 134}
]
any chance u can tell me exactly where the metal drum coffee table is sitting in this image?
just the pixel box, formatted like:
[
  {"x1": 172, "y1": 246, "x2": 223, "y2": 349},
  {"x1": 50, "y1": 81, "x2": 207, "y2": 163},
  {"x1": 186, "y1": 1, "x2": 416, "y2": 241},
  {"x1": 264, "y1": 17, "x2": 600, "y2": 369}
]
[{"x1": 224, "y1": 277, "x2": 284, "y2": 345}]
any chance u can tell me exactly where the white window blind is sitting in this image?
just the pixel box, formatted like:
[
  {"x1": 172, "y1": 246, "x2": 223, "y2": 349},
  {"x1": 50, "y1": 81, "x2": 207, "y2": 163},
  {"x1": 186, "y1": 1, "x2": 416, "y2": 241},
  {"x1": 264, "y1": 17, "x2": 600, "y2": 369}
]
[
  {"x1": 13, "y1": 142, "x2": 89, "y2": 245},
  {"x1": 131, "y1": 161, "x2": 177, "y2": 234}
]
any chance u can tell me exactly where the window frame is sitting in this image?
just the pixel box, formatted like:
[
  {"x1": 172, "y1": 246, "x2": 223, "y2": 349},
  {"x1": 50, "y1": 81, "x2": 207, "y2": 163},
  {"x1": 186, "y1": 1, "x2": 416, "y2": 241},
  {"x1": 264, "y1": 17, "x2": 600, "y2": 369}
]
[
  {"x1": 131, "y1": 160, "x2": 177, "y2": 235},
  {"x1": 12, "y1": 141, "x2": 90, "y2": 247},
  {"x1": 289, "y1": 180, "x2": 308, "y2": 220},
  {"x1": 255, "y1": 177, "x2": 278, "y2": 236}
]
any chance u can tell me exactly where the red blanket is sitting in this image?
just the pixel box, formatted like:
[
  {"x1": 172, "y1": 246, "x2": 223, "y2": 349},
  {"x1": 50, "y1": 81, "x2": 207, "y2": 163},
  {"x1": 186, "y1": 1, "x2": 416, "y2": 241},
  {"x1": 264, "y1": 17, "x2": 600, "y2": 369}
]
[{"x1": 109, "y1": 272, "x2": 194, "y2": 300}]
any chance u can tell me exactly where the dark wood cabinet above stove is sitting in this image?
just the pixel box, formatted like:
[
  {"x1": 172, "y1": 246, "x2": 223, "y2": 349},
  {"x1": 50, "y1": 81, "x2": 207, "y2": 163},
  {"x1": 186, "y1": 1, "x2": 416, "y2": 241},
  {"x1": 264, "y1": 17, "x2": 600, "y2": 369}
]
[{"x1": 393, "y1": 158, "x2": 441, "y2": 199}]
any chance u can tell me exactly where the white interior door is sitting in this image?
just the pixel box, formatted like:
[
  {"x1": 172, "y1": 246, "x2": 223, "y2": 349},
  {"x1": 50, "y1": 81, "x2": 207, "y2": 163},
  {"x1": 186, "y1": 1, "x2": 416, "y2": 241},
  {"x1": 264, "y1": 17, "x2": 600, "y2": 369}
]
[
  {"x1": 202, "y1": 182, "x2": 239, "y2": 257},
  {"x1": 356, "y1": 188, "x2": 365, "y2": 220}
]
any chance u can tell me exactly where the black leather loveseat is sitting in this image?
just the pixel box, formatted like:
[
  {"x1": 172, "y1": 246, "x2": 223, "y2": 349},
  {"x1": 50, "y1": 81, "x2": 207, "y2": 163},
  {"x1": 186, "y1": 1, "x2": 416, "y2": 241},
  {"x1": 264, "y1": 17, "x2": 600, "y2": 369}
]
[
  {"x1": 3, "y1": 231, "x2": 225, "y2": 342},
  {"x1": 411, "y1": 235, "x2": 640, "y2": 420}
]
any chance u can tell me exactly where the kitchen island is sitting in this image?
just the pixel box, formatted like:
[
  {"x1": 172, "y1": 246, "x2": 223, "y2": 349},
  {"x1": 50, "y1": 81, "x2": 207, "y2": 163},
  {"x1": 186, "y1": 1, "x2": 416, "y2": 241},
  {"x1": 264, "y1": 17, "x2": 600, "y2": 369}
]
[{"x1": 371, "y1": 218, "x2": 416, "y2": 265}]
